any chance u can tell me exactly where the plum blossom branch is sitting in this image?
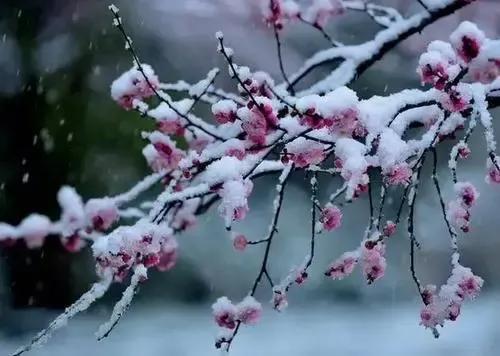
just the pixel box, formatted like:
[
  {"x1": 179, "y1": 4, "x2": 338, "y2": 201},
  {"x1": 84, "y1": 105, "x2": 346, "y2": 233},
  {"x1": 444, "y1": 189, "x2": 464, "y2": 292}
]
[
  {"x1": 286, "y1": 0, "x2": 472, "y2": 94},
  {"x1": 11, "y1": 274, "x2": 112, "y2": 356},
  {"x1": 4, "y1": 2, "x2": 500, "y2": 355}
]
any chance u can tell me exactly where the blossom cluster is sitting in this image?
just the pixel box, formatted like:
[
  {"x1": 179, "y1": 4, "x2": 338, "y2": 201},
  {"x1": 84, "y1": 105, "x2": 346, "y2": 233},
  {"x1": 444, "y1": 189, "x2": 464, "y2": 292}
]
[
  {"x1": 261, "y1": 0, "x2": 344, "y2": 29},
  {"x1": 420, "y1": 264, "x2": 483, "y2": 330}
]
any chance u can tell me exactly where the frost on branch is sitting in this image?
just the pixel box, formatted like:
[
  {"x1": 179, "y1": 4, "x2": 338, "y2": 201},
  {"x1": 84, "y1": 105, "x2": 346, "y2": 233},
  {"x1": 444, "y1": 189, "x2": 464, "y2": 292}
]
[{"x1": 4, "y1": 0, "x2": 500, "y2": 354}]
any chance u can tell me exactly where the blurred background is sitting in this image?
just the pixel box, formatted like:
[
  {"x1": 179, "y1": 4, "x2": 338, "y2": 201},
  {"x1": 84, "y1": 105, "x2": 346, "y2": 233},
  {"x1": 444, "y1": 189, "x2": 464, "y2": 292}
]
[{"x1": 0, "y1": 0, "x2": 499, "y2": 355}]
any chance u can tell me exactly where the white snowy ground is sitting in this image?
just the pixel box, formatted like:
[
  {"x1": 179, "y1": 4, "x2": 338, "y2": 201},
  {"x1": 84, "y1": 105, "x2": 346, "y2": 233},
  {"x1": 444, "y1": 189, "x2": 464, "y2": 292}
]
[{"x1": 2, "y1": 296, "x2": 499, "y2": 356}]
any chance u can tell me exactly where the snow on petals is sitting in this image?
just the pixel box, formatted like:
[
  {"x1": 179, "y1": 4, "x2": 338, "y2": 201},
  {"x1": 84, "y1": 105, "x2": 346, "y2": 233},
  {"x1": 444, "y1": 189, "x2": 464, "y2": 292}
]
[
  {"x1": 111, "y1": 64, "x2": 159, "y2": 110},
  {"x1": 85, "y1": 197, "x2": 119, "y2": 232},
  {"x1": 212, "y1": 296, "x2": 237, "y2": 329},
  {"x1": 148, "y1": 131, "x2": 185, "y2": 171},
  {"x1": 361, "y1": 240, "x2": 386, "y2": 284},
  {"x1": 218, "y1": 178, "x2": 253, "y2": 227},
  {"x1": 92, "y1": 220, "x2": 177, "y2": 281},
  {"x1": 303, "y1": 0, "x2": 344, "y2": 29},
  {"x1": 325, "y1": 250, "x2": 359, "y2": 280},
  {"x1": 285, "y1": 137, "x2": 326, "y2": 168},
  {"x1": 319, "y1": 203, "x2": 342, "y2": 231},
  {"x1": 450, "y1": 21, "x2": 485, "y2": 63},
  {"x1": 236, "y1": 296, "x2": 262, "y2": 325},
  {"x1": 420, "y1": 264, "x2": 483, "y2": 330}
]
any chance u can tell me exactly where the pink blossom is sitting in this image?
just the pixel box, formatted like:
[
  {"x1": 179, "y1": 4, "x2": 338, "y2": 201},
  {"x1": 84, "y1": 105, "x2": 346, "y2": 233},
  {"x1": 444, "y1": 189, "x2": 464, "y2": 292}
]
[
  {"x1": 417, "y1": 47, "x2": 459, "y2": 90},
  {"x1": 446, "y1": 302, "x2": 461, "y2": 321},
  {"x1": 304, "y1": 0, "x2": 344, "y2": 29},
  {"x1": 447, "y1": 200, "x2": 470, "y2": 233},
  {"x1": 440, "y1": 85, "x2": 471, "y2": 113},
  {"x1": 422, "y1": 284, "x2": 437, "y2": 306},
  {"x1": 236, "y1": 296, "x2": 262, "y2": 325},
  {"x1": 232, "y1": 233, "x2": 248, "y2": 251},
  {"x1": 383, "y1": 163, "x2": 412, "y2": 186},
  {"x1": 326, "y1": 108, "x2": 362, "y2": 137},
  {"x1": 237, "y1": 68, "x2": 275, "y2": 98},
  {"x1": 418, "y1": 60, "x2": 450, "y2": 90},
  {"x1": 471, "y1": 59, "x2": 500, "y2": 84},
  {"x1": 450, "y1": 21, "x2": 485, "y2": 63},
  {"x1": 111, "y1": 64, "x2": 159, "y2": 110},
  {"x1": 286, "y1": 137, "x2": 326, "y2": 168},
  {"x1": 149, "y1": 132, "x2": 185, "y2": 170},
  {"x1": 361, "y1": 242, "x2": 386, "y2": 284},
  {"x1": 226, "y1": 147, "x2": 246, "y2": 160},
  {"x1": 454, "y1": 182, "x2": 479, "y2": 208},
  {"x1": 61, "y1": 234, "x2": 85, "y2": 253},
  {"x1": 458, "y1": 144, "x2": 471, "y2": 159},
  {"x1": 295, "y1": 270, "x2": 308, "y2": 285},
  {"x1": 262, "y1": 0, "x2": 300, "y2": 29},
  {"x1": 85, "y1": 198, "x2": 119, "y2": 232},
  {"x1": 242, "y1": 111, "x2": 267, "y2": 146},
  {"x1": 262, "y1": 0, "x2": 284, "y2": 27},
  {"x1": 382, "y1": 221, "x2": 397, "y2": 237},
  {"x1": 320, "y1": 204, "x2": 342, "y2": 231},
  {"x1": 420, "y1": 303, "x2": 444, "y2": 329},
  {"x1": 325, "y1": 251, "x2": 359, "y2": 280},
  {"x1": 188, "y1": 136, "x2": 212, "y2": 154},
  {"x1": 298, "y1": 109, "x2": 325, "y2": 129},
  {"x1": 457, "y1": 274, "x2": 483, "y2": 300},
  {"x1": 157, "y1": 237, "x2": 178, "y2": 272},
  {"x1": 239, "y1": 98, "x2": 278, "y2": 146},
  {"x1": 218, "y1": 179, "x2": 253, "y2": 226},
  {"x1": 212, "y1": 297, "x2": 237, "y2": 329},
  {"x1": 157, "y1": 119, "x2": 185, "y2": 136},
  {"x1": 212, "y1": 100, "x2": 238, "y2": 124},
  {"x1": 486, "y1": 156, "x2": 500, "y2": 184},
  {"x1": 272, "y1": 289, "x2": 288, "y2": 311}
]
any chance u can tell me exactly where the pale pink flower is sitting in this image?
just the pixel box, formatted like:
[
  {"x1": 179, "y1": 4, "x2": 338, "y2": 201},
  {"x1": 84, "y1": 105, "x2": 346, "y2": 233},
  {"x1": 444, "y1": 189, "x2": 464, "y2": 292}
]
[
  {"x1": 447, "y1": 200, "x2": 470, "y2": 232},
  {"x1": 458, "y1": 144, "x2": 471, "y2": 159},
  {"x1": 111, "y1": 64, "x2": 159, "y2": 110},
  {"x1": 417, "y1": 47, "x2": 459, "y2": 90},
  {"x1": 361, "y1": 242, "x2": 386, "y2": 284},
  {"x1": 286, "y1": 137, "x2": 326, "y2": 168},
  {"x1": 326, "y1": 108, "x2": 361, "y2": 137},
  {"x1": 157, "y1": 119, "x2": 185, "y2": 136},
  {"x1": 212, "y1": 100, "x2": 238, "y2": 124},
  {"x1": 272, "y1": 289, "x2": 288, "y2": 311},
  {"x1": 157, "y1": 237, "x2": 178, "y2": 272},
  {"x1": 320, "y1": 204, "x2": 342, "y2": 231},
  {"x1": 446, "y1": 302, "x2": 461, "y2": 321},
  {"x1": 486, "y1": 157, "x2": 500, "y2": 184},
  {"x1": 450, "y1": 21, "x2": 485, "y2": 63},
  {"x1": 304, "y1": 0, "x2": 344, "y2": 29},
  {"x1": 232, "y1": 233, "x2": 248, "y2": 251},
  {"x1": 85, "y1": 198, "x2": 119, "y2": 232},
  {"x1": 383, "y1": 163, "x2": 412, "y2": 186},
  {"x1": 422, "y1": 284, "x2": 437, "y2": 306},
  {"x1": 226, "y1": 147, "x2": 246, "y2": 160},
  {"x1": 149, "y1": 132, "x2": 185, "y2": 170},
  {"x1": 454, "y1": 182, "x2": 479, "y2": 208},
  {"x1": 420, "y1": 303, "x2": 444, "y2": 329},
  {"x1": 236, "y1": 296, "x2": 262, "y2": 325},
  {"x1": 382, "y1": 221, "x2": 396, "y2": 237},
  {"x1": 457, "y1": 274, "x2": 483, "y2": 300},
  {"x1": 212, "y1": 297, "x2": 237, "y2": 329},
  {"x1": 325, "y1": 251, "x2": 359, "y2": 280},
  {"x1": 440, "y1": 85, "x2": 471, "y2": 113},
  {"x1": 61, "y1": 234, "x2": 85, "y2": 253}
]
